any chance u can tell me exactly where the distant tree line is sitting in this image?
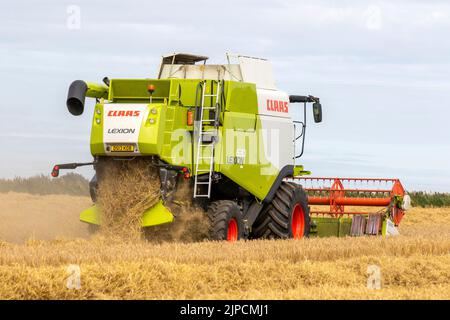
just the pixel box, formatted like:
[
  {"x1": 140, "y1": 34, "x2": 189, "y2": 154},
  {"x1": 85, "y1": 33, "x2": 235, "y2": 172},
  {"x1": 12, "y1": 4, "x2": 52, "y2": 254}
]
[
  {"x1": 0, "y1": 174, "x2": 449, "y2": 207},
  {"x1": 408, "y1": 191, "x2": 450, "y2": 208},
  {"x1": 0, "y1": 173, "x2": 89, "y2": 196}
]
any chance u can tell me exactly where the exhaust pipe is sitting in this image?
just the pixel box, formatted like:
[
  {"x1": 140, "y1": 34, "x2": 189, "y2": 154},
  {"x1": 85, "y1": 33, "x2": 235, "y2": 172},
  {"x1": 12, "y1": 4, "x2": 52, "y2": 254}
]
[
  {"x1": 66, "y1": 80, "x2": 109, "y2": 116},
  {"x1": 67, "y1": 80, "x2": 88, "y2": 116}
]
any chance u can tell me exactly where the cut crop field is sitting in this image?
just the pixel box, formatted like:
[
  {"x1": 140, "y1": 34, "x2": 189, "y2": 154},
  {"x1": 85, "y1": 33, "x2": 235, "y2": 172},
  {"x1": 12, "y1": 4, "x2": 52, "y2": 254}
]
[{"x1": 0, "y1": 192, "x2": 449, "y2": 299}]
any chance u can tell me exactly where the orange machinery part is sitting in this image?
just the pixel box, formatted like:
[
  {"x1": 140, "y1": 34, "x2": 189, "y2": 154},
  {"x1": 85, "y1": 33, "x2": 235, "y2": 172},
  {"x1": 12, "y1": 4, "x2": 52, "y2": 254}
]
[
  {"x1": 308, "y1": 196, "x2": 391, "y2": 207},
  {"x1": 187, "y1": 109, "x2": 194, "y2": 126},
  {"x1": 290, "y1": 177, "x2": 406, "y2": 224}
]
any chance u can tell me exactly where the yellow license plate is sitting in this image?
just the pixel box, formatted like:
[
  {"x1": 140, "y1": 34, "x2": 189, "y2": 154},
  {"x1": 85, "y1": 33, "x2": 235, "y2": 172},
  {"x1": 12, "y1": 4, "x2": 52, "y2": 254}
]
[{"x1": 110, "y1": 145, "x2": 134, "y2": 152}]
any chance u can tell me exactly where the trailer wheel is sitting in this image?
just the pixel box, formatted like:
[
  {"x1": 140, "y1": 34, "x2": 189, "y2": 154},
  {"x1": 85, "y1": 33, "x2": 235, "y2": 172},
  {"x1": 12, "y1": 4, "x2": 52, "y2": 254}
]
[
  {"x1": 253, "y1": 182, "x2": 310, "y2": 239},
  {"x1": 208, "y1": 200, "x2": 244, "y2": 242}
]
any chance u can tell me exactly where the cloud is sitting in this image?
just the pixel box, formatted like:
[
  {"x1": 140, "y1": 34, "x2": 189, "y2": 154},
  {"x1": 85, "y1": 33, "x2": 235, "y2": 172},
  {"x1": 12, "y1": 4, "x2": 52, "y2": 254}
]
[
  {"x1": 1, "y1": 0, "x2": 450, "y2": 190},
  {"x1": 364, "y1": 5, "x2": 383, "y2": 30}
]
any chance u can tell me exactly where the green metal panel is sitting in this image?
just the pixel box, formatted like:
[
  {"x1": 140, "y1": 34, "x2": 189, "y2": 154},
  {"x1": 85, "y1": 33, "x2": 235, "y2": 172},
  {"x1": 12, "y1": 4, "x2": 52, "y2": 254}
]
[
  {"x1": 310, "y1": 217, "x2": 353, "y2": 237},
  {"x1": 216, "y1": 115, "x2": 279, "y2": 200},
  {"x1": 223, "y1": 112, "x2": 256, "y2": 130},
  {"x1": 159, "y1": 80, "x2": 196, "y2": 170},
  {"x1": 108, "y1": 78, "x2": 205, "y2": 105},
  {"x1": 80, "y1": 201, "x2": 174, "y2": 227},
  {"x1": 108, "y1": 79, "x2": 171, "y2": 102},
  {"x1": 90, "y1": 102, "x2": 105, "y2": 155},
  {"x1": 138, "y1": 104, "x2": 165, "y2": 155},
  {"x1": 85, "y1": 82, "x2": 108, "y2": 99},
  {"x1": 293, "y1": 165, "x2": 310, "y2": 176},
  {"x1": 224, "y1": 81, "x2": 258, "y2": 114},
  {"x1": 214, "y1": 81, "x2": 275, "y2": 200},
  {"x1": 141, "y1": 200, "x2": 174, "y2": 227},
  {"x1": 381, "y1": 219, "x2": 387, "y2": 236},
  {"x1": 310, "y1": 217, "x2": 338, "y2": 237},
  {"x1": 176, "y1": 80, "x2": 202, "y2": 106},
  {"x1": 80, "y1": 205, "x2": 100, "y2": 225},
  {"x1": 339, "y1": 218, "x2": 352, "y2": 236}
]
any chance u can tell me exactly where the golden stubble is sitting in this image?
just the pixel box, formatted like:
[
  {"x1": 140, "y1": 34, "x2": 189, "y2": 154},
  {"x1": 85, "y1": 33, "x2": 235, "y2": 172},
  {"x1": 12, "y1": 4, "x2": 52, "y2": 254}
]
[
  {"x1": 0, "y1": 185, "x2": 449, "y2": 299},
  {"x1": 94, "y1": 158, "x2": 209, "y2": 242}
]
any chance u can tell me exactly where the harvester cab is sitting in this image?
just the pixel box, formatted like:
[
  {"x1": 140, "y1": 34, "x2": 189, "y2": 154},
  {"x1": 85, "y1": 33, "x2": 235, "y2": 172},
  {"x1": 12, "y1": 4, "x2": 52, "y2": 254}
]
[{"x1": 52, "y1": 52, "x2": 408, "y2": 241}]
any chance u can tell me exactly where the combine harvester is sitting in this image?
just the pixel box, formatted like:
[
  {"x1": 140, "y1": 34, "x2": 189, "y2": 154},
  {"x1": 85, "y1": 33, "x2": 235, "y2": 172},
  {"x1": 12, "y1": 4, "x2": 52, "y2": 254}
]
[{"x1": 52, "y1": 53, "x2": 410, "y2": 241}]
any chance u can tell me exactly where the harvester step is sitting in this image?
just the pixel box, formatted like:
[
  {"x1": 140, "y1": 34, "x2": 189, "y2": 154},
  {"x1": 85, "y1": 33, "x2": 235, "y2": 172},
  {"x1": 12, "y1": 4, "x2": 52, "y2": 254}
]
[
  {"x1": 195, "y1": 182, "x2": 211, "y2": 185},
  {"x1": 203, "y1": 94, "x2": 219, "y2": 97}
]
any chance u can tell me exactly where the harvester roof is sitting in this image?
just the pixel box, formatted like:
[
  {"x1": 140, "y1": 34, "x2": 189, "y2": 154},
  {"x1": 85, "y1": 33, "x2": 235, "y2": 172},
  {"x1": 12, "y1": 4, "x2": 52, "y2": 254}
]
[
  {"x1": 158, "y1": 52, "x2": 277, "y2": 90},
  {"x1": 161, "y1": 53, "x2": 209, "y2": 65}
]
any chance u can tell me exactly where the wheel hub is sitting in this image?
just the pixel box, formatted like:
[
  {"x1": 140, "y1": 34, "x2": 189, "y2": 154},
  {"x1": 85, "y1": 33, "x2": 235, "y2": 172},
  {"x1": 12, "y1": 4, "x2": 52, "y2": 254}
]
[
  {"x1": 291, "y1": 204, "x2": 305, "y2": 239},
  {"x1": 227, "y1": 218, "x2": 238, "y2": 242}
]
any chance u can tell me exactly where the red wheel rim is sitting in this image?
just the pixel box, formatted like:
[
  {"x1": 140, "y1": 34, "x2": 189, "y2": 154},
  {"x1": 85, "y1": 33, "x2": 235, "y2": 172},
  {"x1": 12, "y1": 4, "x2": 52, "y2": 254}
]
[
  {"x1": 227, "y1": 218, "x2": 238, "y2": 242},
  {"x1": 291, "y1": 204, "x2": 305, "y2": 239}
]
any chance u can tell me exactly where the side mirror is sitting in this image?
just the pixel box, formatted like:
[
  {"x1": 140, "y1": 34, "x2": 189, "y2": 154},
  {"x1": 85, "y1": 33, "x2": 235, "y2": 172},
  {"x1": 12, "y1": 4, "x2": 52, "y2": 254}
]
[{"x1": 313, "y1": 102, "x2": 322, "y2": 123}]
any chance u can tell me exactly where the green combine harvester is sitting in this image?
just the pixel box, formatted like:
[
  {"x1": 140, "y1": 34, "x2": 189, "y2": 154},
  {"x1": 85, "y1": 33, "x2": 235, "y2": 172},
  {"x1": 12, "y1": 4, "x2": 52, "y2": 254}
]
[{"x1": 52, "y1": 53, "x2": 410, "y2": 241}]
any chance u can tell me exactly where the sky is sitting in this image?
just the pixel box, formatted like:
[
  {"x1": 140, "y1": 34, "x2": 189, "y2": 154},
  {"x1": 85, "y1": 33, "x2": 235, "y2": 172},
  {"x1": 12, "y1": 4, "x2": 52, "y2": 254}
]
[{"x1": 1, "y1": 0, "x2": 450, "y2": 191}]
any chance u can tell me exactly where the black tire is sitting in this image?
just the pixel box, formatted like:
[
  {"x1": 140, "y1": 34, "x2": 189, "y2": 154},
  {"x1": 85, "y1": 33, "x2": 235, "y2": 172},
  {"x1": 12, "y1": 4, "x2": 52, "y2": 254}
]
[
  {"x1": 89, "y1": 174, "x2": 98, "y2": 203},
  {"x1": 87, "y1": 223, "x2": 100, "y2": 235},
  {"x1": 252, "y1": 182, "x2": 310, "y2": 239},
  {"x1": 207, "y1": 200, "x2": 245, "y2": 241}
]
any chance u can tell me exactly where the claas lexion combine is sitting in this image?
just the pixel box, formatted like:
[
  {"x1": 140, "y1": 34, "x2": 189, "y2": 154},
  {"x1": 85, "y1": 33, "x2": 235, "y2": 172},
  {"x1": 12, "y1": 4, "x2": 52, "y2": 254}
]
[{"x1": 52, "y1": 53, "x2": 410, "y2": 241}]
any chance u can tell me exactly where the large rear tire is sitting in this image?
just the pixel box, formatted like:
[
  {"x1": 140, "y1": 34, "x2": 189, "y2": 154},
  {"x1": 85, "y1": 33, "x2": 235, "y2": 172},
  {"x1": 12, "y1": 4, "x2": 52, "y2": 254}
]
[
  {"x1": 252, "y1": 182, "x2": 310, "y2": 239},
  {"x1": 208, "y1": 200, "x2": 245, "y2": 242}
]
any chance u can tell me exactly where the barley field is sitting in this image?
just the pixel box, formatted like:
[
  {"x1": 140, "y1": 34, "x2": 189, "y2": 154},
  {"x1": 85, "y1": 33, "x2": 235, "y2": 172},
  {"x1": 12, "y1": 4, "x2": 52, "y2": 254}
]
[{"x1": 0, "y1": 192, "x2": 449, "y2": 299}]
